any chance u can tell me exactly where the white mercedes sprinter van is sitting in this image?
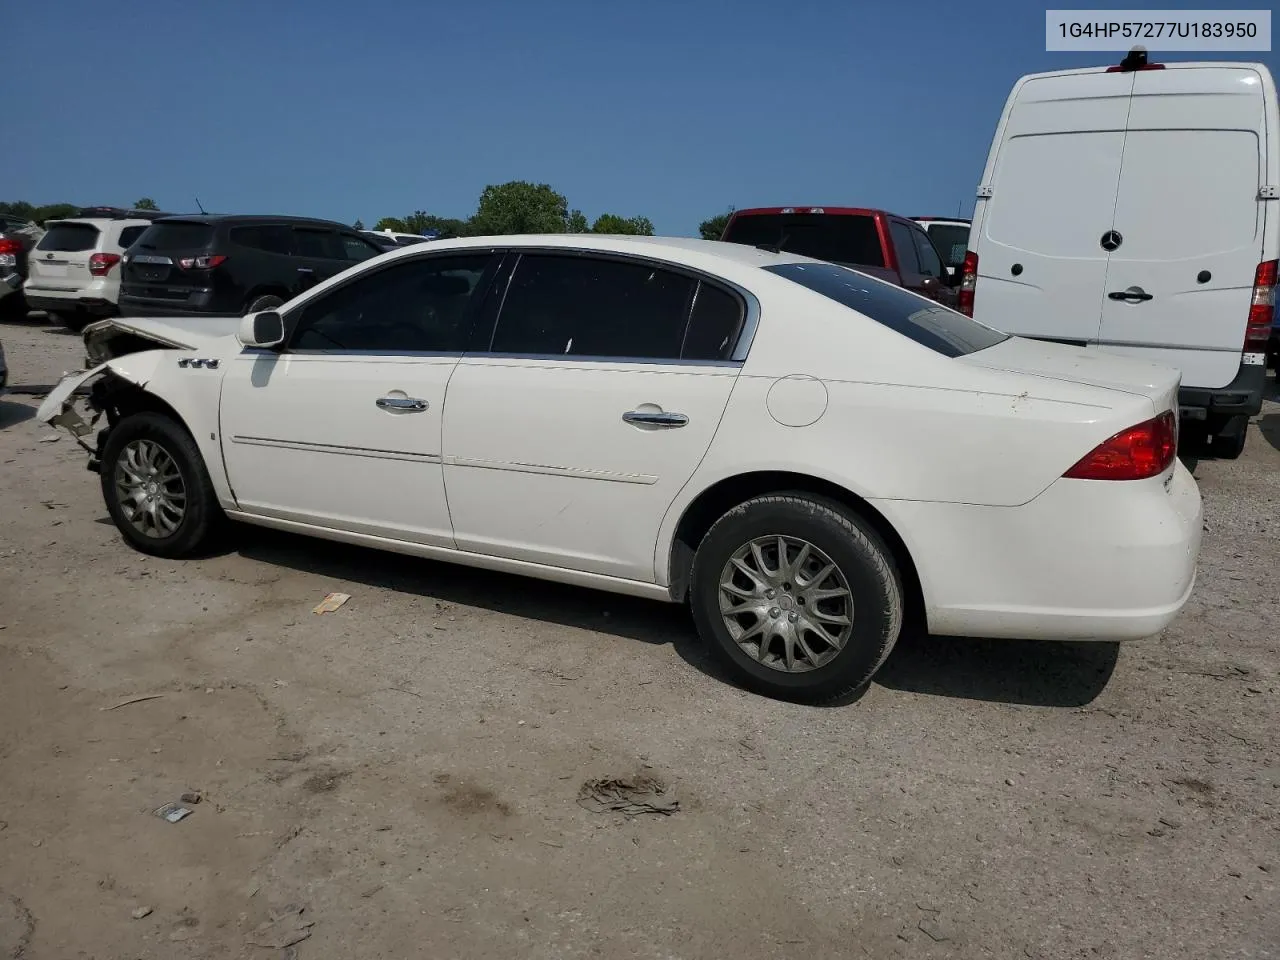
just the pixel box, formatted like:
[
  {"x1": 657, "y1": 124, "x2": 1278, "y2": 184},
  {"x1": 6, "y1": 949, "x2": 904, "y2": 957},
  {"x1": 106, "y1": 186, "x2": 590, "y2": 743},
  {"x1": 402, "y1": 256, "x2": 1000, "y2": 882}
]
[{"x1": 963, "y1": 50, "x2": 1278, "y2": 458}]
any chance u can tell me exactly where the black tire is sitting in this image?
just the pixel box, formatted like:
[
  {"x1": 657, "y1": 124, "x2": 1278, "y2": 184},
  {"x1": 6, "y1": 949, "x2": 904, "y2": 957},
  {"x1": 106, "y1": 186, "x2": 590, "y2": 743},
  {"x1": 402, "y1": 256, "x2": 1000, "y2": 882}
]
[
  {"x1": 60, "y1": 311, "x2": 90, "y2": 333},
  {"x1": 1210, "y1": 426, "x2": 1247, "y2": 460},
  {"x1": 690, "y1": 494, "x2": 903, "y2": 703},
  {"x1": 99, "y1": 412, "x2": 222, "y2": 558},
  {"x1": 246, "y1": 294, "x2": 284, "y2": 313}
]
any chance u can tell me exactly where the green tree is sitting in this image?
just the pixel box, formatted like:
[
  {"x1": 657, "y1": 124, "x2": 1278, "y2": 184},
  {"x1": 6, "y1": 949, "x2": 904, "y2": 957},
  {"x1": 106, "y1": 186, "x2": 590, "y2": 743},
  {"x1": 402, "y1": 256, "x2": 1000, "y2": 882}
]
[
  {"x1": 698, "y1": 208, "x2": 734, "y2": 241},
  {"x1": 401, "y1": 211, "x2": 469, "y2": 237},
  {"x1": 375, "y1": 217, "x2": 407, "y2": 232},
  {"x1": 590, "y1": 213, "x2": 655, "y2": 236},
  {"x1": 566, "y1": 209, "x2": 589, "y2": 234},
  {"x1": 469, "y1": 181, "x2": 569, "y2": 236},
  {"x1": 353, "y1": 218, "x2": 365, "y2": 230},
  {"x1": 133, "y1": 197, "x2": 159, "y2": 211},
  {"x1": 0, "y1": 201, "x2": 37, "y2": 221},
  {"x1": 34, "y1": 203, "x2": 79, "y2": 224}
]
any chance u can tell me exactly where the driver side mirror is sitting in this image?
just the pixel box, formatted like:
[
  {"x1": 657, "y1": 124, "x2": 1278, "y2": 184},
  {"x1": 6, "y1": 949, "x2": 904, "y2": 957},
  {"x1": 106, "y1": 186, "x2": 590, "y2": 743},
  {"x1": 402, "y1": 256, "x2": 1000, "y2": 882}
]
[{"x1": 239, "y1": 310, "x2": 284, "y2": 348}]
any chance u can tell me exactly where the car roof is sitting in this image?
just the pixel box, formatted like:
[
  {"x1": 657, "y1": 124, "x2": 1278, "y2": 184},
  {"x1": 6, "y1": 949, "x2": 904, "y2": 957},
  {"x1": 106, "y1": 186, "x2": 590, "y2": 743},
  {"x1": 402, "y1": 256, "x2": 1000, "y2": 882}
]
[
  {"x1": 371, "y1": 233, "x2": 816, "y2": 271},
  {"x1": 46, "y1": 217, "x2": 153, "y2": 228},
  {"x1": 731, "y1": 206, "x2": 895, "y2": 219},
  {"x1": 151, "y1": 214, "x2": 351, "y2": 228}
]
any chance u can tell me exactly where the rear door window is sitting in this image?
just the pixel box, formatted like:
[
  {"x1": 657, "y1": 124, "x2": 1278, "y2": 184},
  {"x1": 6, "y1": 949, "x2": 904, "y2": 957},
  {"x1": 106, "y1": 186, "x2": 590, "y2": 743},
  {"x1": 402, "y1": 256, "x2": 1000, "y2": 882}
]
[
  {"x1": 889, "y1": 222, "x2": 921, "y2": 275},
  {"x1": 491, "y1": 254, "x2": 697, "y2": 360},
  {"x1": 117, "y1": 226, "x2": 147, "y2": 249},
  {"x1": 293, "y1": 227, "x2": 343, "y2": 259},
  {"x1": 37, "y1": 223, "x2": 100, "y2": 252},
  {"x1": 765, "y1": 261, "x2": 1008, "y2": 357},
  {"x1": 911, "y1": 228, "x2": 945, "y2": 279},
  {"x1": 722, "y1": 213, "x2": 885, "y2": 268},
  {"x1": 231, "y1": 225, "x2": 293, "y2": 255},
  {"x1": 682, "y1": 282, "x2": 745, "y2": 361},
  {"x1": 133, "y1": 222, "x2": 215, "y2": 251},
  {"x1": 341, "y1": 233, "x2": 384, "y2": 261}
]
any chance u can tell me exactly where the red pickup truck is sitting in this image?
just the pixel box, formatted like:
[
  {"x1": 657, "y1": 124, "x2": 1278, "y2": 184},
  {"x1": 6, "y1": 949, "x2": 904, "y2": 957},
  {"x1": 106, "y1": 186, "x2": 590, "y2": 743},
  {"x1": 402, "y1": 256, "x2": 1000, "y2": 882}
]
[{"x1": 720, "y1": 206, "x2": 958, "y2": 307}]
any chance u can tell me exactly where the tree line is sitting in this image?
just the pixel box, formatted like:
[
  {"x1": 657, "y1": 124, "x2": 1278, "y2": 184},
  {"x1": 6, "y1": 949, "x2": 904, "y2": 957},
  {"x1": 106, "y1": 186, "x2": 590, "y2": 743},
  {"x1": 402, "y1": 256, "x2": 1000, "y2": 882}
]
[{"x1": 2, "y1": 184, "x2": 736, "y2": 241}]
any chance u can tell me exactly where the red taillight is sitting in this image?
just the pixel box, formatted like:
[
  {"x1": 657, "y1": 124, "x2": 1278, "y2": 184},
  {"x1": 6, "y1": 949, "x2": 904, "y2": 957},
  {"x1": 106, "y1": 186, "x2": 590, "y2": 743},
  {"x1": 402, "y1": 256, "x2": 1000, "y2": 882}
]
[
  {"x1": 0, "y1": 238, "x2": 21, "y2": 255},
  {"x1": 1064, "y1": 411, "x2": 1177, "y2": 481},
  {"x1": 88, "y1": 252, "x2": 121, "y2": 276},
  {"x1": 957, "y1": 250, "x2": 978, "y2": 317},
  {"x1": 1244, "y1": 259, "x2": 1276, "y2": 350},
  {"x1": 177, "y1": 254, "x2": 227, "y2": 270}
]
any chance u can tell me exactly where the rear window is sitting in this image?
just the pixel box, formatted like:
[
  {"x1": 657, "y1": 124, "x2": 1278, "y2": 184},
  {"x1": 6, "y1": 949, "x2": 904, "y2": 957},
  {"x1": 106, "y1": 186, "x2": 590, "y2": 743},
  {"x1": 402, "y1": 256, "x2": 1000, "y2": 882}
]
[
  {"x1": 723, "y1": 213, "x2": 885, "y2": 268},
  {"x1": 117, "y1": 226, "x2": 147, "y2": 249},
  {"x1": 134, "y1": 221, "x2": 215, "y2": 251},
  {"x1": 764, "y1": 261, "x2": 1008, "y2": 357},
  {"x1": 922, "y1": 224, "x2": 969, "y2": 269},
  {"x1": 37, "y1": 223, "x2": 100, "y2": 252}
]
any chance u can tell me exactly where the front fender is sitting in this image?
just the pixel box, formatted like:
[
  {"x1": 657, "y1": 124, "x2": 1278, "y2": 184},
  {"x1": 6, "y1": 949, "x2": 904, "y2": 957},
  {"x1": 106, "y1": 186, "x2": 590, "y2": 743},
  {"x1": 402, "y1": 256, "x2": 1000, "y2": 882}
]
[{"x1": 36, "y1": 349, "x2": 234, "y2": 506}]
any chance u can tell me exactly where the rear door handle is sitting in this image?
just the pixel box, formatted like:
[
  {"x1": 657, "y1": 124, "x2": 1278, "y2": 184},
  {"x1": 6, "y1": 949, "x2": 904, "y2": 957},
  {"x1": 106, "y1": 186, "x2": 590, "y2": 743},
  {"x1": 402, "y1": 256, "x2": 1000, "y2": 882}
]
[
  {"x1": 1108, "y1": 286, "x2": 1153, "y2": 302},
  {"x1": 623, "y1": 410, "x2": 688, "y2": 428},
  {"x1": 376, "y1": 396, "x2": 429, "y2": 412}
]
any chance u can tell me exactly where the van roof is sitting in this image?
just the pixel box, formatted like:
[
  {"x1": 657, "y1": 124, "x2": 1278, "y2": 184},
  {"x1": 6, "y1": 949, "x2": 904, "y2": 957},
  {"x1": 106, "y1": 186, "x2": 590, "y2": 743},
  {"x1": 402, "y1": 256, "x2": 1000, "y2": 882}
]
[{"x1": 1011, "y1": 59, "x2": 1272, "y2": 83}]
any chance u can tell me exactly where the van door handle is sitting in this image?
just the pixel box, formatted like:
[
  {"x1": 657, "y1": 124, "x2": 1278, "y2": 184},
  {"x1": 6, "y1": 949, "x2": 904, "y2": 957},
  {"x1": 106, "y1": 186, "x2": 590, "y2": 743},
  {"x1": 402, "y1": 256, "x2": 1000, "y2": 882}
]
[
  {"x1": 376, "y1": 396, "x2": 429, "y2": 412},
  {"x1": 623, "y1": 410, "x2": 689, "y2": 428},
  {"x1": 1108, "y1": 286, "x2": 1153, "y2": 302}
]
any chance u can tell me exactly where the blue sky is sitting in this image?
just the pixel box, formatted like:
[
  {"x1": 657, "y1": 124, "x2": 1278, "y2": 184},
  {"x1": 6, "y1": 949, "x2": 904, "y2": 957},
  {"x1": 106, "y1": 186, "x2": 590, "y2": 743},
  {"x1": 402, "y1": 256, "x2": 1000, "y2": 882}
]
[{"x1": 7, "y1": 0, "x2": 1277, "y2": 234}]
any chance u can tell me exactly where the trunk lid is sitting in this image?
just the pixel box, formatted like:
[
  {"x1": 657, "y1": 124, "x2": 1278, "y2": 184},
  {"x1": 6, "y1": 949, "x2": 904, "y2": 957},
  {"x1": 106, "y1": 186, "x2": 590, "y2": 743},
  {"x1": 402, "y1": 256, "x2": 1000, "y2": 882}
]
[{"x1": 961, "y1": 335, "x2": 1180, "y2": 415}]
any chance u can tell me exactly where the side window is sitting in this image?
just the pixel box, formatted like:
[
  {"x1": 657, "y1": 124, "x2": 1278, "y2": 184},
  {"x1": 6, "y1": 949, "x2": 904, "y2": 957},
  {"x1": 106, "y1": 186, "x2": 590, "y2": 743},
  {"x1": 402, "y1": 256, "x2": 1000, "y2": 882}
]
[
  {"x1": 292, "y1": 228, "x2": 341, "y2": 259},
  {"x1": 231, "y1": 225, "x2": 291, "y2": 255},
  {"x1": 290, "y1": 254, "x2": 493, "y2": 352},
  {"x1": 889, "y1": 222, "x2": 920, "y2": 275},
  {"x1": 117, "y1": 226, "x2": 147, "y2": 249},
  {"x1": 491, "y1": 254, "x2": 696, "y2": 360},
  {"x1": 341, "y1": 233, "x2": 383, "y2": 261},
  {"x1": 911, "y1": 228, "x2": 944, "y2": 279},
  {"x1": 682, "y1": 282, "x2": 745, "y2": 361}
]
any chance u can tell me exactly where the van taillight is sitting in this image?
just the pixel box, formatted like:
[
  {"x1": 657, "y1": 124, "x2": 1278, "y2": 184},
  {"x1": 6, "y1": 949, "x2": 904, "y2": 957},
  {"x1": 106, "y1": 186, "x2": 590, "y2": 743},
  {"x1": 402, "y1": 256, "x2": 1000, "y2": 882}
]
[
  {"x1": 957, "y1": 250, "x2": 978, "y2": 316},
  {"x1": 1064, "y1": 411, "x2": 1177, "y2": 481},
  {"x1": 1244, "y1": 259, "x2": 1277, "y2": 351},
  {"x1": 89, "y1": 252, "x2": 121, "y2": 276}
]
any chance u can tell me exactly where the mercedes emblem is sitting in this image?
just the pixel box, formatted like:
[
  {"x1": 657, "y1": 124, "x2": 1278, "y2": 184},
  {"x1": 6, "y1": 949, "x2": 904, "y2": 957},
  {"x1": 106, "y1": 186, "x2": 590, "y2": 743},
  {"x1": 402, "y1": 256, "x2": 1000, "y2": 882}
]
[{"x1": 1100, "y1": 230, "x2": 1123, "y2": 252}]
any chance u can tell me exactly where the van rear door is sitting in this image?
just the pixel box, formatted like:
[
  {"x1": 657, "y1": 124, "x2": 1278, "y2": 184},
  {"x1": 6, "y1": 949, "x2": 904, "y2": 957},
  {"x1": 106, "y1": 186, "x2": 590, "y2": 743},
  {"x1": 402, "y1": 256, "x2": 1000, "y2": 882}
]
[
  {"x1": 1096, "y1": 66, "x2": 1266, "y2": 389},
  {"x1": 974, "y1": 71, "x2": 1135, "y2": 342}
]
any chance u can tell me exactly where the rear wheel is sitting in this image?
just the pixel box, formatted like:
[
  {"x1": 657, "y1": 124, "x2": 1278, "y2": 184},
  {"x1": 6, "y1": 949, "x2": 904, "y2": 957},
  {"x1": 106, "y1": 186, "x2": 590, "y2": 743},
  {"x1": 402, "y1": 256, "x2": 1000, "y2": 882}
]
[
  {"x1": 246, "y1": 294, "x2": 284, "y2": 313},
  {"x1": 59, "y1": 311, "x2": 90, "y2": 333},
  {"x1": 690, "y1": 494, "x2": 903, "y2": 703},
  {"x1": 100, "y1": 412, "x2": 222, "y2": 558}
]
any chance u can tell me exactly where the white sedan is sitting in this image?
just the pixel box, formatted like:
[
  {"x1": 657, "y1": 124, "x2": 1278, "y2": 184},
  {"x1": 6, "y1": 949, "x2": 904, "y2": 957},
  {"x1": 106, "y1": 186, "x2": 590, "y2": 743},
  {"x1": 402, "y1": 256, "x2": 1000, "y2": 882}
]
[{"x1": 38, "y1": 235, "x2": 1202, "y2": 702}]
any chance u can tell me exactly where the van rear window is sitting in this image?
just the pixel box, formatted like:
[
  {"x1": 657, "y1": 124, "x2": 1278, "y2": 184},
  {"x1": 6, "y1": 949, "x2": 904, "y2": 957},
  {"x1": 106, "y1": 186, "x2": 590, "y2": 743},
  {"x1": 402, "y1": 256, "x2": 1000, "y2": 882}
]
[
  {"x1": 133, "y1": 222, "x2": 215, "y2": 251},
  {"x1": 723, "y1": 213, "x2": 885, "y2": 268},
  {"x1": 764, "y1": 261, "x2": 1008, "y2": 357}
]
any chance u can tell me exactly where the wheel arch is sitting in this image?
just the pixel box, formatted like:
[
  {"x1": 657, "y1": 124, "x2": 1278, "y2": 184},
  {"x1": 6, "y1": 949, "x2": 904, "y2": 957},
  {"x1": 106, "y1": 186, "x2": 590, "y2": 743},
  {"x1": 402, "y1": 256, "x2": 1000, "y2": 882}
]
[
  {"x1": 244, "y1": 285, "x2": 289, "y2": 309},
  {"x1": 665, "y1": 470, "x2": 926, "y2": 633}
]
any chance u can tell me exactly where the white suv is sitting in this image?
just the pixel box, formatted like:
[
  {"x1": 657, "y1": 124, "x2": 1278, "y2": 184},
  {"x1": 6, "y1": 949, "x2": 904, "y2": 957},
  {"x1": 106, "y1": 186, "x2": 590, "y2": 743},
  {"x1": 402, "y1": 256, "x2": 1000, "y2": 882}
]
[{"x1": 24, "y1": 216, "x2": 153, "y2": 331}]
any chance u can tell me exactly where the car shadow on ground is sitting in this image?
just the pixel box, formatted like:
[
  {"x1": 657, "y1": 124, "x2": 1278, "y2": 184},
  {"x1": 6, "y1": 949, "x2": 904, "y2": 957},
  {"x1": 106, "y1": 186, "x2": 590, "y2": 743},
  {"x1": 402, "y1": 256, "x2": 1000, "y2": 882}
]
[
  {"x1": 0, "y1": 399, "x2": 34, "y2": 429},
  {"x1": 1259, "y1": 413, "x2": 1280, "y2": 453},
  {"x1": 233, "y1": 527, "x2": 1118, "y2": 709}
]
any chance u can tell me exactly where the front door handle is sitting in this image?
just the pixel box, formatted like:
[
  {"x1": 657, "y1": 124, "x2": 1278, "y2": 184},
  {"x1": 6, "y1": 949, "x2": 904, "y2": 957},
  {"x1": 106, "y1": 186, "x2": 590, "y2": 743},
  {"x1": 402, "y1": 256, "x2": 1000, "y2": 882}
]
[
  {"x1": 376, "y1": 396, "x2": 429, "y2": 412},
  {"x1": 623, "y1": 410, "x2": 688, "y2": 428},
  {"x1": 1108, "y1": 286, "x2": 1153, "y2": 302}
]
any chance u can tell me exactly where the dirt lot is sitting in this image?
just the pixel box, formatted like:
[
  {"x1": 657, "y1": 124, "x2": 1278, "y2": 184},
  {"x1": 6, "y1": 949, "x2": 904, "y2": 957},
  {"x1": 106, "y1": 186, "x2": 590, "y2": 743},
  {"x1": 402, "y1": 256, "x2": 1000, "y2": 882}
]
[{"x1": 1, "y1": 314, "x2": 1278, "y2": 960}]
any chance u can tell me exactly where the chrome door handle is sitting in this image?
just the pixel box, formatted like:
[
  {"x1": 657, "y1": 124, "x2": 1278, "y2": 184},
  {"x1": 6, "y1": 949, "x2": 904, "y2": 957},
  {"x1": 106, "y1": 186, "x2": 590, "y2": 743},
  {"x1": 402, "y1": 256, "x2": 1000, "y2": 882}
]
[
  {"x1": 623, "y1": 410, "x2": 688, "y2": 428},
  {"x1": 376, "y1": 396, "x2": 429, "y2": 412},
  {"x1": 1108, "y1": 286, "x2": 1153, "y2": 302}
]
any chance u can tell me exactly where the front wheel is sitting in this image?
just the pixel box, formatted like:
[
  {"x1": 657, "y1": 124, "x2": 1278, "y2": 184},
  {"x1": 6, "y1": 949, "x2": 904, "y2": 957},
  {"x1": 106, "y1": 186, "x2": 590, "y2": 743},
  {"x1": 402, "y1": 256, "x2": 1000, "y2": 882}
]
[
  {"x1": 99, "y1": 412, "x2": 222, "y2": 558},
  {"x1": 690, "y1": 494, "x2": 904, "y2": 703}
]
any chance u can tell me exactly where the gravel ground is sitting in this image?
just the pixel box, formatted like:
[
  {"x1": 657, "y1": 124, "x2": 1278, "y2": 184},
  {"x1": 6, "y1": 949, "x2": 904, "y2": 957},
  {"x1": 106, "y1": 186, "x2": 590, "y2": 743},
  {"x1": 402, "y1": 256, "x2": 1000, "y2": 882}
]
[{"x1": 1, "y1": 315, "x2": 1277, "y2": 960}]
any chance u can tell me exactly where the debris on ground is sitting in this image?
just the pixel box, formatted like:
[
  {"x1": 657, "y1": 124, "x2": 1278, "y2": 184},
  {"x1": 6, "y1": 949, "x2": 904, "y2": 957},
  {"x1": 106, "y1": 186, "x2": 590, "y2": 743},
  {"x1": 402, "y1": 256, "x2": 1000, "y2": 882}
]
[
  {"x1": 312, "y1": 592, "x2": 351, "y2": 615},
  {"x1": 0, "y1": 892, "x2": 35, "y2": 958},
  {"x1": 101, "y1": 694, "x2": 164, "y2": 711},
  {"x1": 246, "y1": 904, "x2": 315, "y2": 949},
  {"x1": 37, "y1": 434, "x2": 60, "y2": 443},
  {"x1": 180, "y1": 791, "x2": 203, "y2": 805},
  {"x1": 131, "y1": 905, "x2": 153, "y2": 920},
  {"x1": 577, "y1": 776, "x2": 679, "y2": 817},
  {"x1": 154, "y1": 802, "x2": 193, "y2": 823}
]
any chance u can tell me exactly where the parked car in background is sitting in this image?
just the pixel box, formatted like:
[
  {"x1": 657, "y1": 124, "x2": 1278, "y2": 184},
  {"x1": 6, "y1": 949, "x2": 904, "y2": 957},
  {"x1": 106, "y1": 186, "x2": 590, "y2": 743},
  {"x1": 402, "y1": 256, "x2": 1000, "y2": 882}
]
[
  {"x1": 24, "y1": 213, "x2": 156, "y2": 331},
  {"x1": 361, "y1": 229, "x2": 433, "y2": 248},
  {"x1": 964, "y1": 51, "x2": 1278, "y2": 459},
  {"x1": 721, "y1": 207, "x2": 958, "y2": 306},
  {"x1": 38, "y1": 235, "x2": 1200, "y2": 703},
  {"x1": 911, "y1": 217, "x2": 971, "y2": 277},
  {"x1": 118, "y1": 215, "x2": 385, "y2": 317},
  {"x1": 0, "y1": 214, "x2": 44, "y2": 320}
]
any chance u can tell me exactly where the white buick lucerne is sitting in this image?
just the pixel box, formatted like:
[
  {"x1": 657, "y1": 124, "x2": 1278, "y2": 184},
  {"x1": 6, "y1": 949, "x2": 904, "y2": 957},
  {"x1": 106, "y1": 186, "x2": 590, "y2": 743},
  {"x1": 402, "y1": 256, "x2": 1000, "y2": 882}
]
[{"x1": 38, "y1": 235, "x2": 1202, "y2": 702}]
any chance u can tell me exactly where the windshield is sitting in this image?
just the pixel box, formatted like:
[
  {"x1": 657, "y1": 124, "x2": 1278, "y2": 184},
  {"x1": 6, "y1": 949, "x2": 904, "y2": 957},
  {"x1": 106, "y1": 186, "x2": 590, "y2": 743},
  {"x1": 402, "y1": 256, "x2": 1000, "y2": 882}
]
[
  {"x1": 723, "y1": 213, "x2": 885, "y2": 268},
  {"x1": 922, "y1": 223, "x2": 970, "y2": 270},
  {"x1": 764, "y1": 261, "x2": 1008, "y2": 357}
]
